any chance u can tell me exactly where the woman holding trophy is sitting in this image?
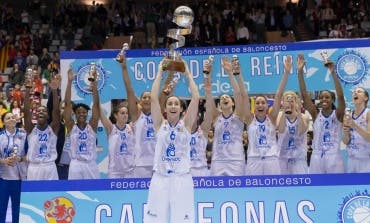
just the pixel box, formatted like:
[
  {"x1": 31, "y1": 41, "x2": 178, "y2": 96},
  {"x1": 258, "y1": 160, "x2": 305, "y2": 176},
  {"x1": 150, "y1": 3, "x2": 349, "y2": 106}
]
[
  {"x1": 207, "y1": 56, "x2": 246, "y2": 176},
  {"x1": 144, "y1": 57, "x2": 199, "y2": 223},
  {"x1": 0, "y1": 112, "x2": 27, "y2": 223},
  {"x1": 297, "y1": 53, "x2": 346, "y2": 174},
  {"x1": 342, "y1": 87, "x2": 370, "y2": 173},
  {"x1": 118, "y1": 44, "x2": 157, "y2": 178},
  {"x1": 64, "y1": 66, "x2": 101, "y2": 179}
]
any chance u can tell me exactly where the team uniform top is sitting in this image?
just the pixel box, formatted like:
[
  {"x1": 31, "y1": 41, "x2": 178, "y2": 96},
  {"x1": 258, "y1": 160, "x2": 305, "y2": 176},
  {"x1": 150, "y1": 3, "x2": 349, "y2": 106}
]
[
  {"x1": 212, "y1": 114, "x2": 244, "y2": 161},
  {"x1": 108, "y1": 124, "x2": 135, "y2": 173},
  {"x1": 27, "y1": 126, "x2": 57, "y2": 163},
  {"x1": 133, "y1": 112, "x2": 156, "y2": 166},
  {"x1": 247, "y1": 115, "x2": 280, "y2": 158},
  {"x1": 312, "y1": 110, "x2": 342, "y2": 155},
  {"x1": 190, "y1": 126, "x2": 208, "y2": 168},
  {"x1": 69, "y1": 124, "x2": 97, "y2": 162},
  {"x1": 153, "y1": 119, "x2": 191, "y2": 175},
  {"x1": 347, "y1": 108, "x2": 370, "y2": 158},
  {"x1": 278, "y1": 117, "x2": 307, "y2": 159},
  {"x1": 0, "y1": 128, "x2": 27, "y2": 180}
]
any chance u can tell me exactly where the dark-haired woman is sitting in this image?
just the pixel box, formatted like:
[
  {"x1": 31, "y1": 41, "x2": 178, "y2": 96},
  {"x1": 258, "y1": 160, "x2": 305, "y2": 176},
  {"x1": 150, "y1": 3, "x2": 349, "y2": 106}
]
[
  {"x1": 0, "y1": 112, "x2": 27, "y2": 223},
  {"x1": 24, "y1": 76, "x2": 60, "y2": 180},
  {"x1": 100, "y1": 103, "x2": 135, "y2": 178},
  {"x1": 144, "y1": 59, "x2": 199, "y2": 223},
  {"x1": 298, "y1": 54, "x2": 345, "y2": 174},
  {"x1": 343, "y1": 87, "x2": 370, "y2": 173},
  {"x1": 208, "y1": 57, "x2": 245, "y2": 176},
  {"x1": 64, "y1": 67, "x2": 101, "y2": 179}
]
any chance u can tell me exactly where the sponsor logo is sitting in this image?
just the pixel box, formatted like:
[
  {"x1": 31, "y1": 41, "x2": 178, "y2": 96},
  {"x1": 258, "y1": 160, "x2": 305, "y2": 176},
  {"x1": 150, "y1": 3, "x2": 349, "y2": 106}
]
[
  {"x1": 339, "y1": 190, "x2": 370, "y2": 223},
  {"x1": 336, "y1": 51, "x2": 368, "y2": 85},
  {"x1": 44, "y1": 196, "x2": 76, "y2": 223}
]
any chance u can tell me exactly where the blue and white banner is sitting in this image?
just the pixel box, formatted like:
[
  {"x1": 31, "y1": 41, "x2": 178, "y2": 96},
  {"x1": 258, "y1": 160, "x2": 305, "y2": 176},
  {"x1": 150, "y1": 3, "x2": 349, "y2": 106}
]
[
  {"x1": 60, "y1": 39, "x2": 370, "y2": 177},
  {"x1": 20, "y1": 174, "x2": 370, "y2": 222}
]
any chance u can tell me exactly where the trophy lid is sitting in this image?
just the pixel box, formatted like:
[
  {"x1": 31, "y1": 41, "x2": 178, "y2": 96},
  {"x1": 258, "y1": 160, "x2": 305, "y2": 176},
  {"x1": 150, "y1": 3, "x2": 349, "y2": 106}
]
[{"x1": 173, "y1": 6, "x2": 194, "y2": 28}]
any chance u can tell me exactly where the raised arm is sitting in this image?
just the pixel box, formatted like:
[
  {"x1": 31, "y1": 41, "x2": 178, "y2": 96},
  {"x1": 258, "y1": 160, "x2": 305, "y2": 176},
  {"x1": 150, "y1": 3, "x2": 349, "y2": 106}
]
[
  {"x1": 222, "y1": 57, "x2": 243, "y2": 119},
  {"x1": 327, "y1": 62, "x2": 345, "y2": 122},
  {"x1": 23, "y1": 87, "x2": 33, "y2": 134},
  {"x1": 89, "y1": 73, "x2": 100, "y2": 132},
  {"x1": 200, "y1": 66, "x2": 216, "y2": 134},
  {"x1": 159, "y1": 70, "x2": 175, "y2": 114},
  {"x1": 151, "y1": 61, "x2": 165, "y2": 131},
  {"x1": 63, "y1": 67, "x2": 75, "y2": 133},
  {"x1": 235, "y1": 65, "x2": 252, "y2": 124},
  {"x1": 204, "y1": 59, "x2": 219, "y2": 122},
  {"x1": 269, "y1": 55, "x2": 292, "y2": 124},
  {"x1": 49, "y1": 75, "x2": 61, "y2": 135},
  {"x1": 100, "y1": 106, "x2": 113, "y2": 135},
  {"x1": 343, "y1": 110, "x2": 370, "y2": 144},
  {"x1": 121, "y1": 56, "x2": 140, "y2": 122},
  {"x1": 297, "y1": 54, "x2": 317, "y2": 121},
  {"x1": 296, "y1": 98, "x2": 309, "y2": 136},
  {"x1": 183, "y1": 62, "x2": 200, "y2": 132}
]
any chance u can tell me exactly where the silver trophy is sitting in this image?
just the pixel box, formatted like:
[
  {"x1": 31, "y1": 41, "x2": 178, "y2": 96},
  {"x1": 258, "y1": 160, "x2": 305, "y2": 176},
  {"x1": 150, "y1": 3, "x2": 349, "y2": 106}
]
[
  {"x1": 12, "y1": 146, "x2": 18, "y2": 158},
  {"x1": 162, "y1": 6, "x2": 194, "y2": 72},
  {"x1": 231, "y1": 55, "x2": 241, "y2": 75},
  {"x1": 163, "y1": 76, "x2": 180, "y2": 95},
  {"x1": 25, "y1": 68, "x2": 34, "y2": 88},
  {"x1": 116, "y1": 43, "x2": 129, "y2": 63},
  {"x1": 203, "y1": 55, "x2": 214, "y2": 75},
  {"x1": 88, "y1": 62, "x2": 97, "y2": 82},
  {"x1": 320, "y1": 50, "x2": 333, "y2": 67}
]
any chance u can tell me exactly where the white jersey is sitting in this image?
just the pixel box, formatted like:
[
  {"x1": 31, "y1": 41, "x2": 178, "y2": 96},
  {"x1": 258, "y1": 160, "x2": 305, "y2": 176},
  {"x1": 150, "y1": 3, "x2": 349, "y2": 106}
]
[
  {"x1": 247, "y1": 115, "x2": 280, "y2": 158},
  {"x1": 133, "y1": 112, "x2": 156, "y2": 166},
  {"x1": 0, "y1": 128, "x2": 27, "y2": 180},
  {"x1": 278, "y1": 117, "x2": 307, "y2": 159},
  {"x1": 69, "y1": 124, "x2": 97, "y2": 162},
  {"x1": 27, "y1": 126, "x2": 58, "y2": 163},
  {"x1": 212, "y1": 114, "x2": 244, "y2": 161},
  {"x1": 347, "y1": 108, "x2": 370, "y2": 158},
  {"x1": 153, "y1": 119, "x2": 191, "y2": 175},
  {"x1": 312, "y1": 110, "x2": 342, "y2": 155},
  {"x1": 189, "y1": 126, "x2": 208, "y2": 168},
  {"x1": 108, "y1": 124, "x2": 135, "y2": 175}
]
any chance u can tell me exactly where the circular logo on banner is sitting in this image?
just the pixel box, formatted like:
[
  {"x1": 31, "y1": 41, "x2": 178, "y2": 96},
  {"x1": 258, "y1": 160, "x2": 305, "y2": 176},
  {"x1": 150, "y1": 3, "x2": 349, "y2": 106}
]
[
  {"x1": 339, "y1": 192, "x2": 370, "y2": 223},
  {"x1": 336, "y1": 51, "x2": 367, "y2": 85},
  {"x1": 75, "y1": 62, "x2": 107, "y2": 95},
  {"x1": 44, "y1": 196, "x2": 76, "y2": 223}
]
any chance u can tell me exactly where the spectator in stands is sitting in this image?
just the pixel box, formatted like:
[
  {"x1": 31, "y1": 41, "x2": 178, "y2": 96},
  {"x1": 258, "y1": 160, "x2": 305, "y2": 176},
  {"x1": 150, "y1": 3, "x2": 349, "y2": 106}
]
[
  {"x1": 39, "y1": 48, "x2": 52, "y2": 71},
  {"x1": 10, "y1": 100, "x2": 23, "y2": 128},
  {"x1": 224, "y1": 25, "x2": 236, "y2": 45},
  {"x1": 13, "y1": 51, "x2": 26, "y2": 72},
  {"x1": 26, "y1": 49, "x2": 39, "y2": 67},
  {"x1": 9, "y1": 84, "x2": 23, "y2": 106},
  {"x1": 283, "y1": 9, "x2": 294, "y2": 31},
  {"x1": 236, "y1": 21, "x2": 250, "y2": 44},
  {"x1": 6, "y1": 44, "x2": 17, "y2": 67},
  {"x1": 6, "y1": 63, "x2": 24, "y2": 100},
  {"x1": 265, "y1": 7, "x2": 278, "y2": 31}
]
